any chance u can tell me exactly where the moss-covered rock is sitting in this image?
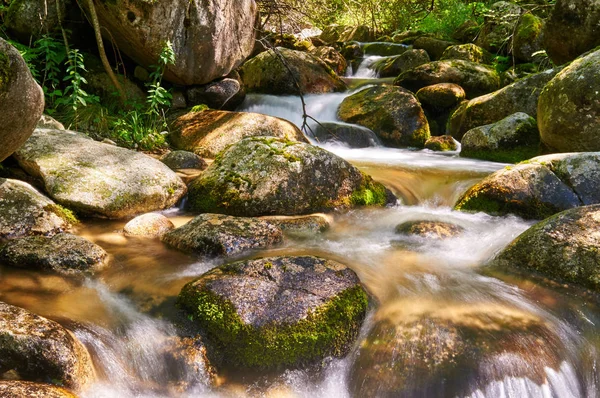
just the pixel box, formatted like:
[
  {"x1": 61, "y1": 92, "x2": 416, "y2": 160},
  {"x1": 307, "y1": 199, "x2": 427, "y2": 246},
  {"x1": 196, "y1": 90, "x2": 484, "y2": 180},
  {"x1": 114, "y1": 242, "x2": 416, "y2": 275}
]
[
  {"x1": 452, "y1": 20, "x2": 481, "y2": 43},
  {"x1": 338, "y1": 86, "x2": 430, "y2": 148},
  {"x1": 424, "y1": 135, "x2": 458, "y2": 152},
  {"x1": 169, "y1": 109, "x2": 308, "y2": 159},
  {"x1": 260, "y1": 214, "x2": 330, "y2": 235},
  {"x1": 13, "y1": 129, "x2": 187, "y2": 219},
  {"x1": 475, "y1": 1, "x2": 523, "y2": 53},
  {"x1": 5, "y1": 0, "x2": 65, "y2": 41},
  {"x1": 512, "y1": 13, "x2": 544, "y2": 62},
  {"x1": 391, "y1": 30, "x2": 426, "y2": 44},
  {"x1": 0, "y1": 302, "x2": 95, "y2": 391},
  {"x1": 395, "y1": 220, "x2": 463, "y2": 239},
  {"x1": 240, "y1": 47, "x2": 346, "y2": 95},
  {"x1": 372, "y1": 49, "x2": 430, "y2": 78},
  {"x1": 542, "y1": 0, "x2": 600, "y2": 65},
  {"x1": 350, "y1": 300, "x2": 563, "y2": 397},
  {"x1": 440, "y1": 43, "x2": 492, "y2": 64},
  {"x1": 448, "y1": 67, "x2": 561, "y2": 139},
  {"x1": 340, "y1": 42, "x2": 364, "y2": 61},
  {"x1": 186, "y1": 137, "x2": 395, "y2": 216},
  {"x1": 123, "y1": 213, "x2": 175, "y2": 238},
  {"x1": 162, "y1": 213, "x2": 283, "y2": 257},
  {"x1": 0, "y1": 39, "x2": 44, "y2": 162},
  {"x1": 454, "y1": 152, "x2": 600, "y2": 219},
  {"x1": 490, "y1": 205, "x2": 600, "y2": 291},
  {"x1": 537, "y1": 49, "x2": 600, "y2": 152},
  {"x1": 413, "y1": 37, "x2": 457, "y2": 60},
  {"x1": 160, "y1": 150, "x2": 207, "y2": 170},
  {"x1": 460, "y1": 112, "x2": 540, "y2": 163},
  {"x1": 177, "y1": 256, "x2": 369, "y2": 369},
  {"x1": 417, "y1": 83, "x2": 466, "y2": 111},
  {"x1": 0, "y1": 381, "x2": 77, "y2": 398},
  {"x1": 319, "y1": 25, "x2": 375, "y2": 43},
  {"x1": 0, "y1": 178, "x2": 74, "y2": 239},
  {"x1": 312, "y1": 122, "x2": 380, "y2": 148},
  {"x1": 361, "y1": 42, "x2": 409, "y2": 57},
  {"x1": 395, "y1": 60, "x2": 501, "y2": 99},
  {"x1": 0, "y1": 233, "x2": 108, "y2": 275},
  {"x1": 310, "y1": 46, "x2": 348, "y2": 76}
]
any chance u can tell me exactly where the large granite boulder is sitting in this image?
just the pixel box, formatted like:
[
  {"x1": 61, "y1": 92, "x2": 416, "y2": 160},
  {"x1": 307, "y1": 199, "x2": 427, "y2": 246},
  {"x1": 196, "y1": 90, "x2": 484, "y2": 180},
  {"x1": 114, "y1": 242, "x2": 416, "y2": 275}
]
[
  {"x1": 169, "y1": 110, "x2": 308, "y2": 158},
  {"x1": 395, "y1": 60, "x2": 501, "y2": 99},
  {"x1": 13, "y1": 129, "x2": 187, "y2": 219},
  {"x1": 542, "y1": 0, "x2": 600, "y2": 65},
  {"x1": 0, "y1": 39, "x2": 44, "y2": 162},
  {"x1": 337, "y1": 86, "x2": 430, "y2": 148},
  {"x1": 89, "y1": 0, "x2": 257, "y2": 85},
  {"x1": 162, "y1": 213, "x2": 283, "y2": 257},
  {"x1": 455, "y1": 152, "x2": 600, "y2": 219},
  {"x1": 0, "y1": 302, "x2": 95, "y2": 391},
  {"x1": 186, "y1": 137, "x2": 395, "y2": 216},
  {"x1": 240, "y1": 48, "x2": 346, "y2": 95},
  {"x1": 178, "y1": 256, "x2": 369, "y2": 368},
  {"x1": 537, "y1": 49, "x2": 600, "y2": 152}
]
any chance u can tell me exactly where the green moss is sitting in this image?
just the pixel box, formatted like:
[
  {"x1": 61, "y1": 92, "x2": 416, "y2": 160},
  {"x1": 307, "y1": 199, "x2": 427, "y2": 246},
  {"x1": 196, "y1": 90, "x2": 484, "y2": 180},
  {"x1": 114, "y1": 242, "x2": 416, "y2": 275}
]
[
  {"x1": 43, "y1": 204, "x2": 79, "y2": 225},
  {"x1": 516, "y1": 14, "x2": 543, "y2": 42},
  {"x1": 460, "y1": 145, "x2": 540, "y2": 164},
  {"x1": 349, "y1": 173, "x2": 389, "y2": 206},
  {"x1": 178, "y1": 282, "x2": 368, "y2": 368}
]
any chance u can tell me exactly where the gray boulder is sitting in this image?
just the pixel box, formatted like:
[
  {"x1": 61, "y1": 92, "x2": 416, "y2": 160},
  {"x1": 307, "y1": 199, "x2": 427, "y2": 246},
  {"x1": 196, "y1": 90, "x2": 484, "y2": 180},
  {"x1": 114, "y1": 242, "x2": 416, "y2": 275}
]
[
  {"x1": 160, "y1": 150, "x2": 207, "y2": 170},
  {"x1": 372, "y1": 49, "x2": 430, "y2": 78},
  {"x1": 312, "y1": 122, "x2": 380, "y2": 148},
  {"x1": 186, "y1": 75, "x2": 246, "y2": 111}
]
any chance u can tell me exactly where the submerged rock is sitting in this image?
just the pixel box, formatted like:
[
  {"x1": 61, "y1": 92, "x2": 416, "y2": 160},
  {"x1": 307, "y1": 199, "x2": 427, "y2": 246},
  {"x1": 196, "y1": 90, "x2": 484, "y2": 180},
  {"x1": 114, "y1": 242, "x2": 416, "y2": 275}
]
[
  {"x1": 538, "y1": 49, "x2": 600, "y2": 152},
  {"x1": 0, "y1": 178, "x2": 74, "y2": 239},
  {"x1": 0, "y1": 39, "x2": 44, "y2": 162},
  {"x1": 0, "y1": 233, "x2": 108, "y2": 275},
  {"x1": 0, "y1": 381, "x2": 77, "y2": 398},
  {"x1": 395, "y1": 60, "x2": 501, "y2": 99},
  {"x1": 160, "y1": 151, "x2": 207, "y2": 170},
  {"x1": 490, "y1": 205, "x2": 600, "y2": 292},
  {"x1": 123, "y1": 213, "x2": 175, "y2": 238},
  {"x1": 178, "y1": 256, "x2": 369, "y2": 368},
  {"x1": 169, "y1": 110, "x2": 308, "y2": 159},
  {"x1": 312, "y1": 122, "x2": 380, "y2": 148},
  {"x1": 0, "y1": 302, "x2": 95, "y2": 391},
  {"x1": 338, "y1": 86, "x2": 430, "y2": 148},
  {"x1": 13, "y1": 129, "x2": 187, "y2": 219},
  {"x1": 240, "y1": 47, "x2": 346, "y2": 95},
  {"x1": 351, "y1": 300, "x2": 563, "y2": 397},
  {"x1": 187, "y1": 137, "x2": 395, "y2": 216},
  {"x1": 395, "y1": 220, "x2": 463, "y2": 239},
  {"x1": 460, "y1": 112, "x2": 540, "y2": 163},
  {"x1": 372, "y1": 49, "x2": 430, "y2": 78},
  {"x1": 162, "y1": 213, "x2": 283, "y2": 257},
  {"x1": 455, "y1": 152, "x2": 600, "y2": 219}
]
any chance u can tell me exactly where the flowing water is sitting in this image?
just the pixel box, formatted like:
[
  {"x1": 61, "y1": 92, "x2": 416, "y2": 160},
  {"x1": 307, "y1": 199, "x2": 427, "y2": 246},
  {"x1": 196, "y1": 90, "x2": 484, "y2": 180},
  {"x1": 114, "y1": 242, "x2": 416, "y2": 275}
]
[{"x1": 1, "y1": 60, "x2": 599, "y2": 398}]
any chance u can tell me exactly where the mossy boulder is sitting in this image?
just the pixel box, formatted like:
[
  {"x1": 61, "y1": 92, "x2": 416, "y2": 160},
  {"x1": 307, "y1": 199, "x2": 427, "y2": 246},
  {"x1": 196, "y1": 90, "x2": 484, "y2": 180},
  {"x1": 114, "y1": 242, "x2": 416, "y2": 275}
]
[
  {"x1": 391, "y1": 30, "x2": 426, "y2": 44},
  {"x1": 542, "y1": 0, "x2": 600, "y2": 65},
  {"x1": 123, "y1": 213, "x2": 175, "y2": 238},
  {"x1": 350, "y1": 300, "x2": 563, "y2": 397},
  {"x1": 361, "y1": 42, "x2": 409, "y2": 57},
  {"x1": 0, "y1": 178, "x2": 74, "y2": 239},
  {"x1": 0, "y1": 233, "x2": 108, "y2": 275},
  {"x1": 13, "y1": 129, "x2": 187, "y2": 219},
  {"x1": 4, "y1": 0, "x2": 65, "y2": 41},
  {"x1": 310, "y1": 46, "x2": 348, "y2": 76},
  {"x1": 372, "y1": 49, "x2": 430, "y2": 78},
  {"x1": 177, "y1": 256, "x2": 369, "y2": 369},
  {"x1": 475, "y1": 1, "x2": 523, "y2": 53},
  {"x1": 186, "y1": 74, "x2": 246, "y2": 111},
  {"x1": 0, "y1": 381, "x2": 77, "y2": 398},
  {"x1": 319, "y1": 25, "x2": 375, "y2": 43},
  {"x1": 489, "y1": 205, "x2": 600, "y2": 291},
  {"x1": 169, "y1": 109, "x2": 308, "y2": 159},
  {"x1": 452, "y1": 20, "x2": 480, "y2": 43},
  {"x1": 160, "y1": 150, "x2": 207, "y2": 170},
  {"x1": 413, "y1": 37, "x2": 457, "y2": 60},
  {"x1": 340, "y1": 42, "x2": 364, "y2": 61},
  {"x1": 0, "y1": 39, "x2": 44, "y2": 162},
  {"x1": 424, "y1": 135, "x2": 458, "y2": 152},
  {"x1": 512, "y1": 13, "x2": 544, "y2": 62},
  {"x1": 460, "y1": 112, "x2": 540, "y2": 163},
  {"x1": 448, "y1": 67, "x2": 561, "y2": 139},
  {"x1": 338, "y1": 86, "x2": 430, "y2": 148},
  {"x1": 455, "y1": 152, "x2": 600, "y2": 219},
  {"x1": 186, "y1": 137, "x2": 395, "y2": 216},
  {"x1": 395, "y1": 60, "x2": 501, "y2": 99},
  {"x1": 0, "y1": 302, "x2": 95, "y2": 391},
  {"x1": 240, "y1": 47, "x2": 346, "y2": 95},
  {"x1": 395, "y1": 220, "x2": 463, "y2": 239},
  {"x1": 162, "y1": 213, "x2": 283, "y2": 257},
  {"x1": 440, "y1": 44, "x2": 492, "y2": 64},
  {"x1": 260, "y1": 214, "x2": 330, "y2": 235},
  {"x1": 537, "y1": 49, "x2": 600, "y2": 152},
  {"x1": 416, "y1": 83, "x2": 466, "y2": 111},
  {"x1": 312, "y1": 122, "x2": 380, "y2": 148}
]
